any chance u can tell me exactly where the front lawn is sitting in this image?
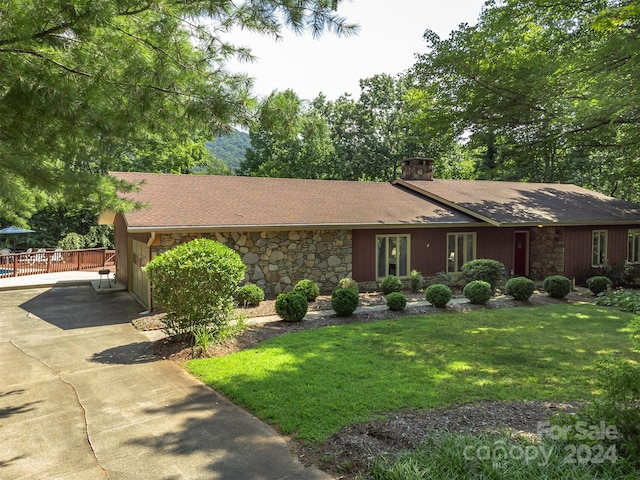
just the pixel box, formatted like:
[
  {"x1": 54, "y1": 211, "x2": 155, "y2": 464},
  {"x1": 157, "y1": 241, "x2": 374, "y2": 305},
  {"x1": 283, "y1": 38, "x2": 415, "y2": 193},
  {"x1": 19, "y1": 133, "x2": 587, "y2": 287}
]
[{"x1": 187, "y1": 303, "x2": 639, "y2": 443}]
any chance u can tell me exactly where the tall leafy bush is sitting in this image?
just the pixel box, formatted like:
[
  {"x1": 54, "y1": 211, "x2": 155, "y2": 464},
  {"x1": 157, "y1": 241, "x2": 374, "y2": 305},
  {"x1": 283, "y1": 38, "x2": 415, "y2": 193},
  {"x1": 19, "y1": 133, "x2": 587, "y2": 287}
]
[
  {"x1": 461, "y1": 259, "x2": 506, "y2": 291},
  {"x1": 409, "y1": 269, "x2": 425, "y2": 293},
  {"x1": 144, "y1": 238, "x2": 245, "y2": 340}
]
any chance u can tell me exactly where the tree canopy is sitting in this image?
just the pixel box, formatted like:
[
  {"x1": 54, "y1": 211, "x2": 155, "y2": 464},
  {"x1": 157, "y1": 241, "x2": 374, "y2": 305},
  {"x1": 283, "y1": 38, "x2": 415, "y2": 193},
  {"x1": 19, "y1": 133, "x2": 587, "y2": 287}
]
[
  {"x1": 239, "y1": 89, "x2": 335, "y2": 178},
  {"x1": 0, "y1": 0, "x2": 356, "y2": 224},
  {"x1": 410, "y1": 0, "x2": 640, "y2": 199}
]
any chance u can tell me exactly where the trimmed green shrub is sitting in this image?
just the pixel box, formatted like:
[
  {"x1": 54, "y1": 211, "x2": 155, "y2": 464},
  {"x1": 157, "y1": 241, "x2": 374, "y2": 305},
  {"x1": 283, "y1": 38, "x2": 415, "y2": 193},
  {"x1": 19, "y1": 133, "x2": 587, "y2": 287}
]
[
  {"x1": 505, "y1": 276, "x2": 535, "y2": 301},
  {"x1": 463, "y1": 280, "x2": 493, "y2": 304},
  {"x1": 380, "y1": 275, "x2": 403, "y2": 294},
  {"x1": 293, "y1": 279, "x2": 320, "y2": 302},
  {"x1": 461, "y1": 259, "x2": 506, "y2": 291},
  {"x1": 386, "y1": 292, "x2": 407, "y2": 311},
  {"x1": 144, "y1": 238, "x2": 245, "y2": 340},
  {"x1": 331, "y1": 288, "x2": 359, "y2": 316},
  {"x1": 543, "y1": 275, "x2": 572, "y2": 299},
  {"x1": 275, "y1": 291, "x2": 308, "y2": 322},
  {"x1": 425, "y1": 284, "x2": 451, "y2": 308},
  {"x1": 409, "y1": 269, "x2": 425, "y2": 293},
  {"x1": 338, "y1": 277, "x2": 359, "y2": 292},
  {"x1": 586, "y1": 275, "x2": 612, "y2": 295},
  {"x1": 236, "y1": 283, "x2": 265, "y2": 306}
]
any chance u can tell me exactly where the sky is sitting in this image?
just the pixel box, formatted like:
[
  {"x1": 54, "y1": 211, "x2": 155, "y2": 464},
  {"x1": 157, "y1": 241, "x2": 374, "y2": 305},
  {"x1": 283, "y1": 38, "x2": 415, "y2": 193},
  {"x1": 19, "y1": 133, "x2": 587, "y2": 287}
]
[{"x1": 224, "y1": 0, "x2": 487, "y2": 100}]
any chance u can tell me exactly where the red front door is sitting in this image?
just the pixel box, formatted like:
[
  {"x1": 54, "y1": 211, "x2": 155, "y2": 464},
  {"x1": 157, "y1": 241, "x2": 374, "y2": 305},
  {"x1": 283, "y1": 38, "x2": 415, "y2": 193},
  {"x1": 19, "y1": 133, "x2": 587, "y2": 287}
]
[{"x1": 514, "y1": 231, "x2": 529, "y2": 277}]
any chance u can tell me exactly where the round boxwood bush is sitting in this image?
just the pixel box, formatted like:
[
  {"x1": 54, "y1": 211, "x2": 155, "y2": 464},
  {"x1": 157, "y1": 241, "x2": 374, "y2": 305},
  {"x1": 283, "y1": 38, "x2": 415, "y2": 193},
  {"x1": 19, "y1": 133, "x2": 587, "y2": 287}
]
[
  {"x1": 386, "y1": 292, "x2": 407, "y2": 311},
  {"x1": 236, "y1": 283, "x2": 265, "y2": 306},
  {"x1": 425, "y1": 284, "x2": 452, "y2": 308},
  {"x1": 293, "y1": 279, "x2": 320, "y2": 302},
  {"x1": 586, "y1": 275, "x2": 612, "y2": 295},
  {"x1": 338, "y1": 277, "x2": 359, "y2": 292},
  {"x1": 505, "y1": 276, "x2": 535, "y2": 301},
  {"x1": 543, "y1": 275, "x2": 572, "y2": 299},
  {"x1": 463, "y1": 280, "x2": 493, "y2": 305},
  {"x1": 331, "y1": 288, "x2": 359, "y2": 316},
  {"x1": 380, "y1": 275, "x2": 403, "y2": 294},
  {"x1": 275, "y1": 291, "x2": 308, "y2": 322}
]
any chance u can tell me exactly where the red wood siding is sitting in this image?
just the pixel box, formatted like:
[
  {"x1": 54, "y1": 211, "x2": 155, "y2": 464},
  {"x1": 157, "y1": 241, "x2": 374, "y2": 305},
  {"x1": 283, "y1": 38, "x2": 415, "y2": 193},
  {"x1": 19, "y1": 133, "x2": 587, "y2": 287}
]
[
  {"x1": 352, "y1": 227, "x2": 524, "y2": 282},
  {"x1": 564, "y1": 225, "x2": 637, "y2": 282}
]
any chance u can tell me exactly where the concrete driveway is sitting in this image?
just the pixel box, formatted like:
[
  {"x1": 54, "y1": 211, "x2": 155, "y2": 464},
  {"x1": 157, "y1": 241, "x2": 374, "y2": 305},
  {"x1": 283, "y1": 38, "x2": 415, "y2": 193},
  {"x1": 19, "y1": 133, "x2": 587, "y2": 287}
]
[{"x1": 0, "y1": 286, "x2": 330, "y2": 479}]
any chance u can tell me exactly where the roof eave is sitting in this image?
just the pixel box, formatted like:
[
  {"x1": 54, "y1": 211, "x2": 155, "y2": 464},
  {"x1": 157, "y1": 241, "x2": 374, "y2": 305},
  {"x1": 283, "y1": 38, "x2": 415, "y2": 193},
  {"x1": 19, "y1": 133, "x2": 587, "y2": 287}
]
[{"x1": 124, "y1": 221, "x2": 487, "y2": 233}]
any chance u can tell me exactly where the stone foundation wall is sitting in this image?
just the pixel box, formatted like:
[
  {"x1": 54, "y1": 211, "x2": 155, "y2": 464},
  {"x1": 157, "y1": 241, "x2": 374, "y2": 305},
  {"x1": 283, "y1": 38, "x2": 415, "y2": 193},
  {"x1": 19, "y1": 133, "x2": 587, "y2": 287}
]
[
  {"x1": 529, "y1": 226, "x2": 565, "y2": 280},
  {"x1": 153, "y1": 230, "x2": 353, "y2": 296}
]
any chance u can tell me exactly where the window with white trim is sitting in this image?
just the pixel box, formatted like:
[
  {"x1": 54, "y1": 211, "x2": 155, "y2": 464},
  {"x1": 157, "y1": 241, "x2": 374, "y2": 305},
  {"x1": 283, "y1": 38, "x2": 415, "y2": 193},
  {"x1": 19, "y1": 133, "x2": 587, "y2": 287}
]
[
  {"x1": 628, "y1": 229, "x2": 640, "y2": 264},
  {"x1": 447, "y1": 232, "x2": 476, "y2": 273},
  {"x1": 592, "y1": 230, "x2": 608, "y2": 267},
  {"x1": 376, "y1": 235, "x2": 410, "y2": 279}
]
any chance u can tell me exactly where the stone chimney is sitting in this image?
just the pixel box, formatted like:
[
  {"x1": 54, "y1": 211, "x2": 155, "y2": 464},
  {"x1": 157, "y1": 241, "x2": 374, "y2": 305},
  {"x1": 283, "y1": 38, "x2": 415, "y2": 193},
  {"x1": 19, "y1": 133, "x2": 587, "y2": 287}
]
[{"x1": 401, "y1": 157, "x2": 434, "y2": 181}]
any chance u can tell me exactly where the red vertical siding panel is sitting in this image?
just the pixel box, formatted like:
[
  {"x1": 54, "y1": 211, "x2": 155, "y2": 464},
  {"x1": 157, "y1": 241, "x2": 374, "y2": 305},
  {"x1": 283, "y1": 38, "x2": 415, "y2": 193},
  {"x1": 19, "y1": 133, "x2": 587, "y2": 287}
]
[
  {"x1": 353, "y1": 226, "x2": 514, "y2": 282},
  {"x1": 563, "y1": 227, "x2": 589, "y2": 281},
  {"x1": 352, "y1": 230, "x2": 375, "y2": 282},
  {"x1": 564, "y1": 225, "x2": 636, "y2": 283}
]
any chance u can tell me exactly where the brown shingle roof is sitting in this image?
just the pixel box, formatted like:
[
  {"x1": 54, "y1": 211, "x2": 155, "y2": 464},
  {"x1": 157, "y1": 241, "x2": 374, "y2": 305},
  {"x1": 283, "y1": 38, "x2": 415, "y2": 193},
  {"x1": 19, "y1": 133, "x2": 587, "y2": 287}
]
[
  {"x1": 396, "y1": 179, "x2": 640, "y2": 225},
  {"x1": 112, "y1": 172, "x2": 478, "y2": 231}
]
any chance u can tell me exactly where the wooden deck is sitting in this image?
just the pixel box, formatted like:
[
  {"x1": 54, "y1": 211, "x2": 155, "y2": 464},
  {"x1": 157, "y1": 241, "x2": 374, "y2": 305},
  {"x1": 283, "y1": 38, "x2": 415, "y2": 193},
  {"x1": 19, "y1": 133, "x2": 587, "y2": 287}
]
[{"x1": 0, "y1": 248, "x2": 116, "y2": 278}]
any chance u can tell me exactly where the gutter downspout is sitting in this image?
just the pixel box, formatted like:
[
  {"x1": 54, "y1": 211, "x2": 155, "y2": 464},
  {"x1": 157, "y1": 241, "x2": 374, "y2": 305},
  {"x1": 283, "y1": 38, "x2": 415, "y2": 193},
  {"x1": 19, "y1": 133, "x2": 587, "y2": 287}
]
[{"x1": 146, "y1": 232, "x2": 156, "y2": 311}]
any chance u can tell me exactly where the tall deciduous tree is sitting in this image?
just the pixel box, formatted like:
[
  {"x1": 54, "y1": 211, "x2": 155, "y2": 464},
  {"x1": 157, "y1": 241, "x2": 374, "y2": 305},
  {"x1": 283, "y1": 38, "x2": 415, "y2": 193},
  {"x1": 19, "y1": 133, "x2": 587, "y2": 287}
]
[
  {"x1": 240, "y1": 89, "x2": 335, "y2": 178},
  {"x1": 0, "y1": 0, "x2": 356, "y2": 223},
  {"x1": 314, "y1": 73, "x2": 460, "y2": 181},
  {"x1": 410, "y1": 0, "x2": 640, "y2": 199}
]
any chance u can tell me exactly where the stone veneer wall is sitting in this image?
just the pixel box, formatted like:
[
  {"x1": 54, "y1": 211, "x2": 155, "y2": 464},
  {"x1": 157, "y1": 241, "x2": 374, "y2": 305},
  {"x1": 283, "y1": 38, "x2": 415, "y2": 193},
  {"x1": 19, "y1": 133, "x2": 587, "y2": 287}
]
[
  {"x1": 529, "y1": 226, "x2": 565, "y2": 279},
  {"x1": 153, "y1": 230, "x2": 353, "y2": 296}
]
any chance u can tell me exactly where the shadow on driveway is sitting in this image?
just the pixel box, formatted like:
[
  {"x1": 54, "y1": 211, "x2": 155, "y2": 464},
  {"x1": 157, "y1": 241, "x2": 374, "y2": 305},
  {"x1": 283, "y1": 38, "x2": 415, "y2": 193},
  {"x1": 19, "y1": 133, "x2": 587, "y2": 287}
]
[
  {"x1": 89, "y1": 342, "x2": 160, "y2": 365},
  {"x1": 19, "y1": 285, "x2": 142, "y2": 330},
  {"x1": 124, "y1": 384, "x2": 318, "y2": 479}
]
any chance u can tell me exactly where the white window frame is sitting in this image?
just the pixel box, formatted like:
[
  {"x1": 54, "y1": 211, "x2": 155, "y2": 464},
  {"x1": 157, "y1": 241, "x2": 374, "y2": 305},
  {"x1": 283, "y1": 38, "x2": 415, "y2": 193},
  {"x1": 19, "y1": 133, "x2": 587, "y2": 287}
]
[
  {"x1": 592, "y1": 230, "x2": 608, "y2": 267},
  {"x1": 376, "y1": 234, "x2": 411, "y2": 279},
  {"x1": 447, "y1": 232, "x2": 477, "y2": 274},
  {"x1": 628, "y1": 229, "x2": 640, "y2": 264}
]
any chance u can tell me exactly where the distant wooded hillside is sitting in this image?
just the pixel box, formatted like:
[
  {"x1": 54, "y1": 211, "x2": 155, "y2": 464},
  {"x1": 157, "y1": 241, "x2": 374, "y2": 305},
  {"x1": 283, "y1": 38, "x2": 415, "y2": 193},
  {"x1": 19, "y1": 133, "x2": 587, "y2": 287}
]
[{"x1": 205, "y1": 129, "x2": 250, "y2": 173}]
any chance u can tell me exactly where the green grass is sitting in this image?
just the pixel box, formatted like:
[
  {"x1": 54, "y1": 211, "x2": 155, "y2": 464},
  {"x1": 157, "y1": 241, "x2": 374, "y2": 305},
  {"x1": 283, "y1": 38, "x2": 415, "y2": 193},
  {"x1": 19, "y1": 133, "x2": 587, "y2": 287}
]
[{"x1": 187, "y1": 304, "x2": 639, "y2": 443}]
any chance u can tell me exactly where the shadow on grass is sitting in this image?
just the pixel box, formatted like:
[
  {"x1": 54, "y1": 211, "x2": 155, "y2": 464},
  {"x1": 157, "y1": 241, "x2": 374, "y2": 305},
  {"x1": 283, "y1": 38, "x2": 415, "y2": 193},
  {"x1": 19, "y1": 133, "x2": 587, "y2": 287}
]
[{"x1": 188, "y1": 304, "x2": 640, "y2": 442}]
